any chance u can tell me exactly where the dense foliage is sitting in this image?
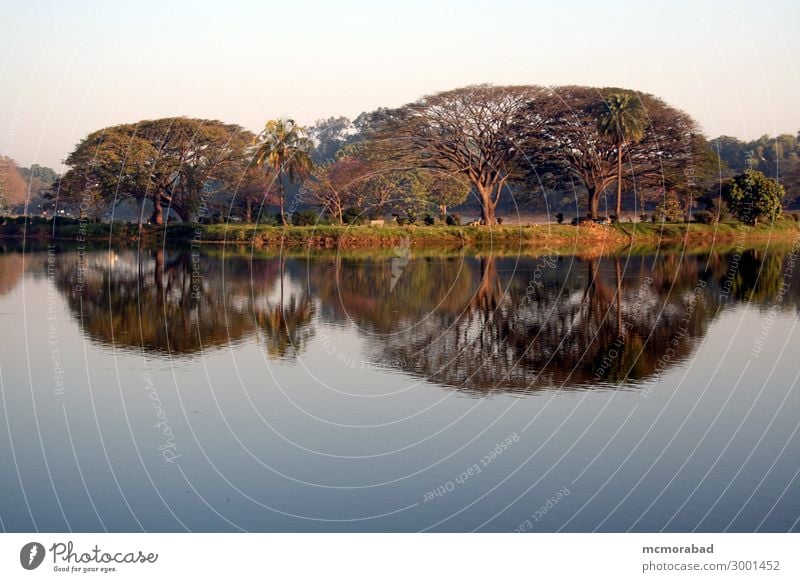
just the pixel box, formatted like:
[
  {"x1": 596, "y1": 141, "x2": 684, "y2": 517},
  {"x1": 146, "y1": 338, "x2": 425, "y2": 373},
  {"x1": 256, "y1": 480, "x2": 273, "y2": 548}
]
[
  {"x1": 3, "y1": 84, "x2": 795, "y2": 228},
  {"x1": 722, "y1": 170, "x2": 785, "y2": 226}
]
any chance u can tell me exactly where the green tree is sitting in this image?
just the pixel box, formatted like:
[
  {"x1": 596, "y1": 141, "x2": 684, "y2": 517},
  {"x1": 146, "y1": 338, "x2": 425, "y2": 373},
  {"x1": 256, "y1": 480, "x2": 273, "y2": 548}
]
[
  {"x1": 253, "y1": 119, "x2": 314, "y2": 226},
  {"x1": 0, "y1": 157, "x2": 28, "y2": 214},
  {"x1": 653, "y1": 193, "x2": 684, "y2": 222},
  {"x1": 597, "y1": 92, "x2": 647, "y2": 219},
  {"x1": 722, "y1": 170, "x2": 785, "y2": 226},
  {"x1": 417, "y1": 171, "x2": 471, "y2": 220},
  {"x1": 522, "y1": 86, "x2": 702, "y2": 220},
  {"x1": 62, "y1": 127, "x2": 157, "y2": 226},
  {"x1": 63, "y1": 118, "x2": 253, "y2": 226},
  {"x1": 372, "y1": 85, "x2": 539, "y2": 225}
]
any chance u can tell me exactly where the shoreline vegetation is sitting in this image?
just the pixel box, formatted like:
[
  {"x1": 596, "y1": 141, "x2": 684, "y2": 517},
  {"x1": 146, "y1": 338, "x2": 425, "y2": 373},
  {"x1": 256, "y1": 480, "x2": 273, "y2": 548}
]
[{"x1": 2, "y1": 216, "x2": 798, "y2": 255}]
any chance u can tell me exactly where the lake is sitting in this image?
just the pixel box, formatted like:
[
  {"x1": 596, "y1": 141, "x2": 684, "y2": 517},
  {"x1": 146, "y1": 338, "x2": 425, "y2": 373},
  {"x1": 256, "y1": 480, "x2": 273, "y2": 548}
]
[{"x1": 0, "y1": 242, "x2": 798, "y2": 532}]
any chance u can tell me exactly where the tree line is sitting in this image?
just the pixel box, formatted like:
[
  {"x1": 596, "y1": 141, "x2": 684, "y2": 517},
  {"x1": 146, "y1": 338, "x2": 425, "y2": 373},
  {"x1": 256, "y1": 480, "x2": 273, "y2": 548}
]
[{"x1": 2, "y1": 84, "x2": 795, "y2": 227}]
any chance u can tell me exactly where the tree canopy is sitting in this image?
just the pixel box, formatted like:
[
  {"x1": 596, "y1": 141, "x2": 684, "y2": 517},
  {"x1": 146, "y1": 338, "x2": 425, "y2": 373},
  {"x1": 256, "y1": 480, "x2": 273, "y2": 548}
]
[
  {"x1": 62, "y1": 118, "x2": 253, "y2": 225},
  {"x1": 370, "y1": 84, "x2": 541, "y2": 225},
  {"x1": 722, "y1": 170, "x2": 785, "y2": 226}
]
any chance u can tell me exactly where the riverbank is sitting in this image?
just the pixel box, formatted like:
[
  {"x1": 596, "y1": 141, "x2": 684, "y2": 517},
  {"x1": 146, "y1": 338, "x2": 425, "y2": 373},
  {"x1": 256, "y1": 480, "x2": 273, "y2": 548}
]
[{"x1": 2, "y1": 216, "x2": 799, "y2": 253}]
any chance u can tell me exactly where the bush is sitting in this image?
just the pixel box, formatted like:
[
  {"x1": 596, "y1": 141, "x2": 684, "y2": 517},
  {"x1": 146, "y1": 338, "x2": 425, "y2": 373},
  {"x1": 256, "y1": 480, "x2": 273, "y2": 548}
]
[
  {"x1": 423, "y1": 214, "x2": 436, "y2": 226},
  {"x1": 342, "y1": 207, "x2": 364, "y2": 225},
  {"x1": 406, "y1": 211, "x2": 418, "y2": 225},
  {"x1": 445, "y1": 213, "x2": 461, "y2": 226},
  {"x1": 497, "y1": 216, "x2": 504, "y2": 225},
  {"x1": 555, "y1": 212, "x2": 564, "y2": 224},
  {"x1": 653, "y1": 196, "x2": 684, "y2": 222},
  {"x1": 291, "y1": 209, "x2": 319, "y2": 226},
  {"x1": 693, "y1": 210, "x2": 715, "y2": 224},
  {"x1": 639, "y1": 213, "x2": 648, "y2": 223},
  {"x1": 791, "y1": 212, "x2": 800, "y2": 222}
]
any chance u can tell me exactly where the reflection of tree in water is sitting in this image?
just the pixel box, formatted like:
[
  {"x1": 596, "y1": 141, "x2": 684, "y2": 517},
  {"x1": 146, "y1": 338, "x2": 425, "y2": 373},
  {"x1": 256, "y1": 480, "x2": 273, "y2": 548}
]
[
  {"x1": 309, "y1": 255, "x2": 475, "y2": 334},
  {"x1": 52, "y1": 249, "x2": 315, "y2": 359},
  {"x1": 42, "y1": 245, "x2": 800, "y2": 391},
  {"x1": 358, "y1": 255, "x2": 720, "y2": 393},
  {"x1": 53, "y1": 249, "x2": 256, "y2": 356},
  {"x1": 255, "y1": 258, "x2": 315, "y2": 359},
  {"x1": 0, "y1": 250, "x2": 24, "y2": 296},
  {"x1": 723, "y1": 249, "x2": 786, "y2": 305}
]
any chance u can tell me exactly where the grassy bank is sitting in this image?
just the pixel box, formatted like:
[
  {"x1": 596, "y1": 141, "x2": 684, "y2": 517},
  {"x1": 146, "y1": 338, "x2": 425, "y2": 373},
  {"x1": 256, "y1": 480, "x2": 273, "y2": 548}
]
[{"x1": 2, "y1": 216, "x2": 799, "y2": 254}]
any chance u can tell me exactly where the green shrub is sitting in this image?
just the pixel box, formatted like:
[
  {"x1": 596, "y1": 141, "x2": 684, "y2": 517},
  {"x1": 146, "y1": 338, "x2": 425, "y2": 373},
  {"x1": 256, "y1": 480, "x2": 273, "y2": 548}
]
[
  {"x1": 445, "y1": 213, "x2": 461, "y2": 226},
  {"x1": 653, "y1": 196, "x2": 684, "y2": 222},
  {"x1": 291, "y1": 209, "x2": 319, "y2": 226},
  {"x1": 555, "y1": 212, "x2": 564, "y2": 224},
  {"x1": 423, "y1": 214, "x2": 436, "y2": 226},
  {"x1": 342, "y1": 207, "x2": 364, "y2": 225},
  {"x1": 693, "y1": 210, "x2": 715, "y2": 224}
]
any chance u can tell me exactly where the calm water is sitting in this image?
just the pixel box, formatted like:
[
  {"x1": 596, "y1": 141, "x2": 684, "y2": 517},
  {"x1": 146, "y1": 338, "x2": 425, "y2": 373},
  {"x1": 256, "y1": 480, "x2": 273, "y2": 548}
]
[{"x1": 0, "y1": 243, "x2": 798, "y2": 532}]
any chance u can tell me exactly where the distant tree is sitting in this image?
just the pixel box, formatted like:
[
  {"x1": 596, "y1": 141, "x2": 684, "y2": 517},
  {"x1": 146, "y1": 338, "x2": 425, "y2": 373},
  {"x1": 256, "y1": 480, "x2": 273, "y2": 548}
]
[
  {"x1": 722, "y1": 170, "x2": 785, "y2": 226},
  {"x1": 0, "y1": 157, "x2": 28, "y2": 213},
  {"x1": 710, "y1": 132, "x2": 800, "y2": 207},
  {"x1": 597, "y1": 92, "x2": 647, "y2": 218},
  {"x1": 253, "y1": 119, "x2": 314, "y2": 226},
  {"x1": 308, "y1": 117, "x2": 357, "y2": 164},
  {"x1": 371, "y1": 84, "x2": 540, "y2": 225},
  {"x1": 303, "y1": 159, "x2": 354, "y2": 224}
]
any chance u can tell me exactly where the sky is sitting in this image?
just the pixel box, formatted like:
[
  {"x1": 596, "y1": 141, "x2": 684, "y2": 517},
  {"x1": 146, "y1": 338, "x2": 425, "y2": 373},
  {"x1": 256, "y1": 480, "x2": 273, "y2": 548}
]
[{"x1": 1, "y1": 0, "x2": 799, "y2": 170}]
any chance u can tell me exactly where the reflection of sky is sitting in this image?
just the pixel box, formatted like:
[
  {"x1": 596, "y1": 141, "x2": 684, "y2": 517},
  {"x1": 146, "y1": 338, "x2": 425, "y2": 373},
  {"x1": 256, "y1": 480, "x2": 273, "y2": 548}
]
[{"x1": 0, "y1": 257, "x2": 797, "y2": 532}]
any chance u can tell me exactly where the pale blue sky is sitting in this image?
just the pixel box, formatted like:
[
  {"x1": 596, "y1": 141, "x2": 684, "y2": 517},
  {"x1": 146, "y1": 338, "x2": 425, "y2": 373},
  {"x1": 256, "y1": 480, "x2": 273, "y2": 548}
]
[{"x1": 1, "y1": 0, "x2": 798, "y2": 169}]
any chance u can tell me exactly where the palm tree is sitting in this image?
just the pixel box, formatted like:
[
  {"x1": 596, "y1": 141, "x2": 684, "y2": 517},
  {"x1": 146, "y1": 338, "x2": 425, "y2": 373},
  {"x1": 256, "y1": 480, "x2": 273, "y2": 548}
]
[
  {"x1": 598, "y1": 93, "x2": 647, "y2": 219},
  {"x1": 253, "y1": 119, "x2": 314, "y2": 225}
]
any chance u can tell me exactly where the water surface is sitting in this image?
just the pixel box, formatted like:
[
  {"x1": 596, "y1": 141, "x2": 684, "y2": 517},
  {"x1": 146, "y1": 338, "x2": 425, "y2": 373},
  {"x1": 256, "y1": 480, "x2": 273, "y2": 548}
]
[{"x1": 0, "y1": 243, "x2": 798, "y2": 532}]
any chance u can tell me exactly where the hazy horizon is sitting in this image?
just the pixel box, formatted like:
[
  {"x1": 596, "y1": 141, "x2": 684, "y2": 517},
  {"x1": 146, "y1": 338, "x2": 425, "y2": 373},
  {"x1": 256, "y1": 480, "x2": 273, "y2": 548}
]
[{"x1": 2, "y1": 0, "x2": 799, "y2": 170}]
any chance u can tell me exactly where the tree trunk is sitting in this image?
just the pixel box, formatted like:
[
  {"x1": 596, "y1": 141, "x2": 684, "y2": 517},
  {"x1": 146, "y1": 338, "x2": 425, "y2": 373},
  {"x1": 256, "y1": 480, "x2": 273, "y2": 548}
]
[
  {"x1": 477, "y1": 185, "x2": 496, "y2": 225},
  {"x1": 152, "y1": 190, "x2": 164, "y2": 225},
  {"x1": 588, "y1": 185, "x2": 599, "y2": 219},
  {"x1": 279, "y1": 172, "x2": 287, "y2": 226},
  {"x1": 616, "y1": 149, "x2": 623, "y2": 219},
  {"x1": 440, "y1": 204, "x2": 447, "y2": 220},
  {"x1": 245, "y1": 198, "x2": 252, "y2": 223}
]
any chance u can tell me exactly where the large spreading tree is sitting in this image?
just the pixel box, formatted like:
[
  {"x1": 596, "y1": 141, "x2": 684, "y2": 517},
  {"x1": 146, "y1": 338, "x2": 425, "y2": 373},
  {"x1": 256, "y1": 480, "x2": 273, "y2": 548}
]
[
  {"x1": 521, "y1": 86, "x2": 704, "y2": 219},
  {"x1": 370, "y1": 84, "x2": 541, "y2": 225},
  {"x1": 63, "y1": 118, "x2": 253, "y2": 225}
]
